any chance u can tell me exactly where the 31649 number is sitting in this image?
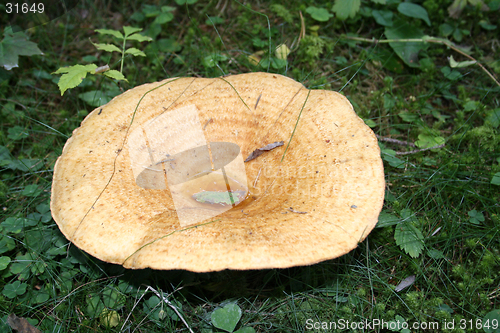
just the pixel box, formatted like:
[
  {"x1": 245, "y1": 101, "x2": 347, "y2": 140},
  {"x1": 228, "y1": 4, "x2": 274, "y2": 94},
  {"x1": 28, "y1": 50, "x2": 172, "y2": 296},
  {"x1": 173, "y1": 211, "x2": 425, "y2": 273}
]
[{"x1": 6, "y1": 3, "x2": 45, "y2": 14}]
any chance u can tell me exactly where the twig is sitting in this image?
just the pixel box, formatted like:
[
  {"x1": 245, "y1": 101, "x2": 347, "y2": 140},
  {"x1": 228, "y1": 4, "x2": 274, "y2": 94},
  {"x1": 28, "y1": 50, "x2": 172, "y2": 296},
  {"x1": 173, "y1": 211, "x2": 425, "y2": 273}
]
[
  {"x1": 396, "y1": 143, "x2": 445, "y2": 155},
  {"x1": 344, "y1": 35, "x2": 500, "y2": 88},
  {"x1": 376, "y1": 135, "x2": 416, "y2": 147}
]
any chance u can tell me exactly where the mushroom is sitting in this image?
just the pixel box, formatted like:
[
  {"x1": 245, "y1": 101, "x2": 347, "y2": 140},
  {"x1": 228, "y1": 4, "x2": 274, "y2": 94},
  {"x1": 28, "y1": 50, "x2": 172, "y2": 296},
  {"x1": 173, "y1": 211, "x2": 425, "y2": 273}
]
[{"x1": 50, "y1": 72, "x2": 384, "y2": 272}]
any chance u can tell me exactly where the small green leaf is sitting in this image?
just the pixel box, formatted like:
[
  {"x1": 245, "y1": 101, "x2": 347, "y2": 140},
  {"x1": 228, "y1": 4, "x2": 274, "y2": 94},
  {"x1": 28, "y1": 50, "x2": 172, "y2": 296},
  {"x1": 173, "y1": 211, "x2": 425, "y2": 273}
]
[
  {"x1": 491, "y1": 172, "x2": 500, "y2": 185},
  {"x1": 398, "y1": 111, "x2": 419, "y2": 123},
  {"x1": 202, "y1": 53, "x2": 228, "y2": 68},
  {"x1": 306, "y1": 6, "x2": 333, "y2": 22},
  {"x1": 123, "y1": 26, "x2": 143, "y2": 37},
  {"x1": 0, "y1": 235, "x2": 15, "y2": 254},
  {"x1": 78, "y1": 89, "x2": 120, "y2": 107},
  {"x1": 127, "y1": 33, "x2": 153, "y2": 42},
  {"x1": 468, "y1": 209, "x2": 485, "y2": 225},
  {"x1": 7, "y1": 126, "x2": 29, "y2": 141},
  {"x1": 0, "y1": 27, "x2": 43, "y2": 70},
  {"x1": 104, "y1": 70, "x2": 128, "y2": 81},
  {"x1": 2, "y1": 281, "x2": 27, "y2": 299},
  {"x1": 1, "y1": 217, "x2": 24, "y2": 234},
  {"x1": 479, "y1": 20, "x2": 497, "y2": 30},
  {"x1": 86, "y1": 294, "x2": 105, "y2": 318},
  {"x1": 22, "y1": 184, "x2": 42, "y2": 197},
  {"x1": 332, "y1": 0, "x2": 361, "y2": 20},
  {"x1": 206, "y1": 16, "x2": 225, "y2": 25},
  {"x1": 175, "y1": 0, "x2": 198, "y2": 4},
  {"x1": 125, "y1": 47, "x2": 146, "y2": 57},
  {"x1": 385, "y1": 19, "x2": 428, "y2": 68},
  {"x1": 463, "y1": 100, "x2": 478, "y2": 111},
  {"x1": 415, "y1": 133, "x2": 445, "y2": 149},
  {"x1": 376, "y1": 211, "x2": 400, "y2": 228},
  {"x1": 91, "y1": 42, "x2": 122, "y2": 53},
  {"x1": 0, "y1": 256, "x2": 11, "y2": 270},
  {"x1": 483, "y1": 309, "x2": 500, "y2": 333},
  {"x1": 485, "y1": 108, "x2": 500, "y2": 128},
  {"x1": 95, "y1": 29, "x2": 124, "y2": 39},
  {"x1": 372, "y1": 9, "x2": 393, "y2": 27},
  {"x1": 449, "y1": 55, "x2": 476, "y2": 68},
  {"x1": 35, "y1": 288, "x2": 50, "y2": 304},
  {"x1": 153, "y1": 12, "x2": 174, "y2": 24},
  {"x1": 211, "y1": 303, "x2": 242, "y2": 333},
  {"x1": 53, "y1": 64, "x2": 98, "y2": 95},
  {"x1": 102, "y1": 287, "x2": 126, "y2": 310},
  {"x1": 428, "y1": 249, "x2": 445, "y2": 259},
  {"x1": 100, "y1": 309, "x2": 120, "y2": 328},
  {"x1": 397, "y1": 3, "x2": 431, "y2": 26},
  {"x1": 395, "y1": 221, "x2": 424, "y2": 258}
]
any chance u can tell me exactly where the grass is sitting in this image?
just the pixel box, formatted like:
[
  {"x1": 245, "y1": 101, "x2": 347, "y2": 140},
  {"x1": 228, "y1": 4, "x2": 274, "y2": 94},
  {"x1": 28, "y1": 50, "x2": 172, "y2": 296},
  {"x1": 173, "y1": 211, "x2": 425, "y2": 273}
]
[{"x1": 1, "y1": 0, "x2": 499, "y2": 332}]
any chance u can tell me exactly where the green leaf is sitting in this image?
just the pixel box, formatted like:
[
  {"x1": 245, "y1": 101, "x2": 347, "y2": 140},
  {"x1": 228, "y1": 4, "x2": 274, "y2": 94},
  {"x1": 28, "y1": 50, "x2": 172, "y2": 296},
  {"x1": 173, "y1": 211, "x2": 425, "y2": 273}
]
[
  {"x1": 54, "y1": 64, "x2": 98, "y2": 95},
  {"x1": 100, "y1": 309, "x2": 120, "y2": 328},
  {"x1": 0, "y1": 27, "x2": 43, "y2": 70},
  {"x1": 7, "y1": 126, "x2": 29, "y2": 141},
  {"x1": 175, "y1": 0, "x2": 198, "y2": 4},
  {"x1": 78, "y1": 89, "x2": 120, "y2": 107},
  {"x1": 449, "y1": 55, "x2": 476, "y2": 68},
  {"x1": 395, "y1": 221, "x2": 424, "y2": 258},
  {"x1": 206, "y1": 16, "x2": 225, "y2": 25},
  {"x1": 332, "y1": 0, "x2": 361, "y2": 20},
  {"x1": 1, "y1": 217, "x2": 24, "y2": 234},
  {"x1": 91, "y1": 42, "x2": 122, "y2": 53},
  {"x1": 485, "y1": 108, "x2": 500, "y2": 128},
  {"x1": 0, "y1": 235, "x2": 15, "y2": 254},
  {"x1": 376, "y1": 211, "x2": 400, "y2": 228},
  {"x1": 479, "y1": 20, "x2": 497, "y2": 30},
  {"x1": 153, "y1": 12, "x2": 174, "y2": 24},
  {"x1": 125, "y1": 47, "x2": 146, "y2": 57},
  {"x1": 86, "y1": 294, "x2": 105, "y2": 318},
  {"x1": 202, "y1": 53, "x2": 228, "y2": 68},
  {"x1": 0, "y1": 256, "x2": 11, "y2": 270},
  {"x1": 35, "y1": 288, "x2": 50, "y2": 304},
  {"x1": 123, "y1": 26, "x2": 143, "y2": 37},
  {"x1": 398, "y1": 111, "x2": 419, "y2": 123},
  {"x1": 306, "y1": 6, "x2": 333, "y2": 22},
  {"x1": 483, "y1": 309, "x2": 500, "y2": 333},
  {"x1": 2, "y1": 281, "x2": 27, "y2": 299},
  {"x1": 490, "y1": 172, "x2": 500, "y2": 185},
  {"x1": 372, "y1": 9, "x2": 393, "y2": 27},
  {"x1": 156, "y1": 38, "x2": 181, "y2": 52},
  {"x1": 385, "y1": 19, "x2": 428, "y2": 68},
  {"x1": 371, "y1": 0, "x2": 386, "y2": 3},
  {"x1": 22, "y1": 184, "x2": 42, "y2": 197},
  {"x1": 428, "y1": 249, "x2": 445, "y2": 259},
  {"x1": 212, "y1": 303, "x2": 242, "y2": 332},
  {"x1": 127, "y1": 33, "x2": 153, "y2": 42},
  {"x1": 468, "y1": 209, "x2": 485, "y2": 225},
  {"x1": 95, "y1": 29, "x2": 124, "y2": 39},
  {"x1": 104, "y1": 70, "x2": 128, "y2": 81},
  {"x1": 397, "y1": 3, "x2": 431, "y2": 26},
  {"x1": 415, "y1": 133, "x2": 445, "y2": 149},
  {"x1": 102, "y1": 287, "x2": 126, "y2": 310}
]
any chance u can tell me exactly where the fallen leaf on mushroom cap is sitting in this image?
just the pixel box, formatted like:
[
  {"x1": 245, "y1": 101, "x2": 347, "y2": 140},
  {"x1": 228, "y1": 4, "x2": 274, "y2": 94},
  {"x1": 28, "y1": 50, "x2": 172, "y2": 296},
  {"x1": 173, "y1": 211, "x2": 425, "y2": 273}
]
[
  {"x1": 50, "y1": 72, "x2": 385, "y2": 272},
  {"x1": 244, "y1": 141, "x2": 284, "y2": 162}
]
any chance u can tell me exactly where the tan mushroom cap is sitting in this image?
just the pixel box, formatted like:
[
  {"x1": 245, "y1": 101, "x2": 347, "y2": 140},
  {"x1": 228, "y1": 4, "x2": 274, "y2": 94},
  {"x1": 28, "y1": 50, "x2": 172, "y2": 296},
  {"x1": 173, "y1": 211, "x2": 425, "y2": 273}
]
[{"x1": 50, "y1": 72, "x2": 385, "y2": 272}]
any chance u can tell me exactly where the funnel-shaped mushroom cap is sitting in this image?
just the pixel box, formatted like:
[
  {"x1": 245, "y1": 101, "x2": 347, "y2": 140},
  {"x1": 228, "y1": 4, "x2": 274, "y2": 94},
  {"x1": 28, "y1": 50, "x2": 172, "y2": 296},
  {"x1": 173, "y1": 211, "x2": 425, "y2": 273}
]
[{"x1": 51, "y1": 73, "x2": 384, "y2": 272}]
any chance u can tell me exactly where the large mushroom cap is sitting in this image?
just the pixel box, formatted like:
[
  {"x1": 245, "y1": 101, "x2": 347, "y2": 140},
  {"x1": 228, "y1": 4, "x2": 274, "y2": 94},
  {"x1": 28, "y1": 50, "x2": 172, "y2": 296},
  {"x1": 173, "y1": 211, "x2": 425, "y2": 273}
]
[{"x1": 51, "y1": 72, "x2": 385, "y2": 272}]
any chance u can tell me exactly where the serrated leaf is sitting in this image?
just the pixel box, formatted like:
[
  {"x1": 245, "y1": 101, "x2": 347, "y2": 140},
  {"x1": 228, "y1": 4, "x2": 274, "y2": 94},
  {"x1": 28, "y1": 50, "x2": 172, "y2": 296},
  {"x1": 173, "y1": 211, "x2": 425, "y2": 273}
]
[
  {"x1": 123, "y1": 26, "x2": 143, "y2": 37},
  {"x1": 397, "y1": 3, "x2": 431, "y2": 26},
  {"x1": 395, "y1": 221, "x2": 424, "y2": 258},
  {"x1": 104, "y1": 70, "x2": 127, "y2": 82},
  {"x1": 125, "y1": 47, "x2": 146, "y2": 57},
  {"x1": 95, "y1": 29, "x2": 123, "y2": 39},
  {"x1": 211, "y1": 303, "x2": 242, "y2": 332},
  {"x1": 377, "y1": 211, "x2": 400, "y2": 228},
  {"x1": 332, "y1": 0, "x2": 361, "y2": 20},
  {"x1": 55, "y1": 64, "x2": 97, "y2": 95},
  {"x1": 385, "y1": 19, "x2": 428, "y2": 68},
  {"x1": 92, "y1": 42, "x2": 122, "y2": 53},
  {"x1": 0, "y1": 27, "x2": 43, "y2": 70},
  {"x1": 306, "y1": 6, "x2": 333, "y2": 22},
  {"x1": 127, "y1": 33, "x2": 153, "y2": 42}
]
